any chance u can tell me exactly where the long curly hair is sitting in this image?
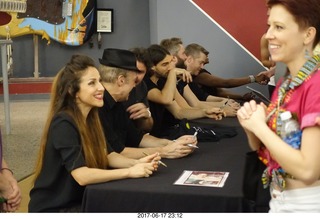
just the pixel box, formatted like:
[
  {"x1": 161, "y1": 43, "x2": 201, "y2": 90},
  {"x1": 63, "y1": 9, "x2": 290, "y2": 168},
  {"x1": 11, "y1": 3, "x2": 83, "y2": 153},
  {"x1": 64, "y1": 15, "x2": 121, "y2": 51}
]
[{"x1": 33, "y1": 54, "x2": 108, "y2": 181}]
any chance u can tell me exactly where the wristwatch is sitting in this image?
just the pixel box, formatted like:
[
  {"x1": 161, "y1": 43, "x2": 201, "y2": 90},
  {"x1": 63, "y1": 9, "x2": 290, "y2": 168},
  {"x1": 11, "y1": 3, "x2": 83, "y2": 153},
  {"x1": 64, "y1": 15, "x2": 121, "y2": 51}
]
[{"x1": 249, "y1": 75, "x2": 256, "y2": 83}]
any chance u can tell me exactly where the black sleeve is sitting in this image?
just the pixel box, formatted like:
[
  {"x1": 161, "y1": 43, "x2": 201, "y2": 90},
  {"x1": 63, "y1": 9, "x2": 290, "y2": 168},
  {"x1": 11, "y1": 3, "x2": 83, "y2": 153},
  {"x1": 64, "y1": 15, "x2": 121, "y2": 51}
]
[
  {"x1": 51, "y1": 114, "x2": 86, "y2": 172},
  {"x1": 188, "y1": 82, "x2": 209, "y2": 101},
  {"x1": 98, "y1": 107, "x2": 126, "y2": 153}
]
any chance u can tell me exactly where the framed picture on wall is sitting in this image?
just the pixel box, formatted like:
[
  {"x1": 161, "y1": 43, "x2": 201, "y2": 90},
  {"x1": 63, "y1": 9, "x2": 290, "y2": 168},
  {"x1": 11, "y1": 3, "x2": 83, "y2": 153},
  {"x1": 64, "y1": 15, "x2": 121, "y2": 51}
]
[{"x1": 97, "y1": 9, "x2": 113, "y2": 32}]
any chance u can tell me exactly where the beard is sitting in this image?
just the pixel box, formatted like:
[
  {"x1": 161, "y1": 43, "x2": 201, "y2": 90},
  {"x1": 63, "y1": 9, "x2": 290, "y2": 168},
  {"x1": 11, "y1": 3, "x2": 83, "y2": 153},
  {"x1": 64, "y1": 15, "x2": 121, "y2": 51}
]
[{"x1": 176, "y1": 58, "x2": 187, "y2": 69}]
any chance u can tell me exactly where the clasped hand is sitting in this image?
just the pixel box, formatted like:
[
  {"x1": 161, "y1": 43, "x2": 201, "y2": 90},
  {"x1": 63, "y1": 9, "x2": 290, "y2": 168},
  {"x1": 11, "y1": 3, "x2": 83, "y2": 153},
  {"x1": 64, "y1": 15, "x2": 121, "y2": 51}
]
[
  {"x1": 236, "y1": 100, "x2": 267, "y2": 132},
  {"x1": 139, "y1": 153, "x2": 161, "y2": 169},
  {"x1": 205, "y1": 107, "x2": 226, "y2": 120},
  {"x1": 128, "y1": 153, "x2": 161, "y2": 178}
]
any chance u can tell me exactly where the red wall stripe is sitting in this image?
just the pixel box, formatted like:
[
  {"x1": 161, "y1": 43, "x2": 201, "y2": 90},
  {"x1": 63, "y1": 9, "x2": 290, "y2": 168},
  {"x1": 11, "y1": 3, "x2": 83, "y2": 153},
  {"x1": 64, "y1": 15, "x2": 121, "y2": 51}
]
[{"x1": 192, "y1": 0, "x2": 268, "y2": 59}]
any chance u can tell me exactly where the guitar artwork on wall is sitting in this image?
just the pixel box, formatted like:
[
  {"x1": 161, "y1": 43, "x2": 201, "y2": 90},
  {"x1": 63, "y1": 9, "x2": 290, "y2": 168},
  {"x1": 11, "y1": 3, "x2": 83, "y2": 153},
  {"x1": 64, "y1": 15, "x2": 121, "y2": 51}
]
[{"x1": 0, "y1": 0, "x2": 96, "y2": 46}]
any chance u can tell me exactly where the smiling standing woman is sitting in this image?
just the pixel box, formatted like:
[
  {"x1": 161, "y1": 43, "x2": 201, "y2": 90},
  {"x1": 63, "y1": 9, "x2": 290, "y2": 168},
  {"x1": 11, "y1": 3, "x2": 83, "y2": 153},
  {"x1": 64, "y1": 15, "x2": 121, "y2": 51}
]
[
  {"x1": 237, "y1": 0, "x2": 320, "y2": 213},
  {"x1": 28, "y1": 54, "x2": 160, "y2": 212}
]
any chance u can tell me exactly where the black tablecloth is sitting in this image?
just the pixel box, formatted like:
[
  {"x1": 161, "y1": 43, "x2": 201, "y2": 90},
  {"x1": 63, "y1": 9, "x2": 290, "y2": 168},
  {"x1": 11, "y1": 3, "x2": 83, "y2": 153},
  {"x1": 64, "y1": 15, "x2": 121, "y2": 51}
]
[{"x1": 82, "y1": 118, "x2": 257, "y2": 212}]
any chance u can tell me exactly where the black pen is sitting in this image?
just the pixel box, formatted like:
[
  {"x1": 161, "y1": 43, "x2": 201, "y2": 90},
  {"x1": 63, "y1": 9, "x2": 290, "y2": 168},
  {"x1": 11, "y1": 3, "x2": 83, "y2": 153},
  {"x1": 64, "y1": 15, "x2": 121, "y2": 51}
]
[{"x1": 143, "y1": 152, "x2": 167, "y2": 167}]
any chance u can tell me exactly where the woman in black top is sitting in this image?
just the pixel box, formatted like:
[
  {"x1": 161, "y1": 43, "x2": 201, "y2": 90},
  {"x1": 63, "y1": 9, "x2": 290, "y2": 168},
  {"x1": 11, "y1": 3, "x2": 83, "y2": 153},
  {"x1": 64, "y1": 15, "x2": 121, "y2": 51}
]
[{"x1": 28, "y1": 54, "x2": 160, "y2": 212}]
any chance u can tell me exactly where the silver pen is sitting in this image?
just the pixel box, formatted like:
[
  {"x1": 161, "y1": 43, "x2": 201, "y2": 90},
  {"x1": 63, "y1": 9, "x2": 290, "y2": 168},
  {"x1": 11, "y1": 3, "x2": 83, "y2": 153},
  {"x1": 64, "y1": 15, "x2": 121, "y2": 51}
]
[
  {"x1": 174, "y1": 136, "x2": 198, "y2": 148},
  {"x1": 187, "y1": 144, "x2": 199, "y2": 148},
  {"x1": 143, "y1": 152, "x2": 167, "y2": 167},
  {"x1": 187, "y1": 131, "x2": 198, "y2": 148},
  {"x1": 193, "y1": 131, "x2": 198, "y2": 138}
]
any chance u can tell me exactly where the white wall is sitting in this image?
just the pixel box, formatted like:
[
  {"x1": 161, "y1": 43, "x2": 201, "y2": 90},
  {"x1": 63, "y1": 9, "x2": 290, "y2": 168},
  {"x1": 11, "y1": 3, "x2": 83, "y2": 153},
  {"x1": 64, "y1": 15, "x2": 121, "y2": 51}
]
[
  {"x1": 149, "y1": 0, "x2": 268, "y2": 95},
  {"x1": 8, "y1": 0, "x2": 268, "y2": 96}
]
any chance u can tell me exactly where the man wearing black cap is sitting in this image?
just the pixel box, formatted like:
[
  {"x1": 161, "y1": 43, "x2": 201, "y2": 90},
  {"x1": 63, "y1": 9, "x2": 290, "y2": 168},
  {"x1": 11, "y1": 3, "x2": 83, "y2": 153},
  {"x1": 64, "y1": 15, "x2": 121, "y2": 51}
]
[{"x1": 98, "y1": 48, "x2": 197, "y2": 159}]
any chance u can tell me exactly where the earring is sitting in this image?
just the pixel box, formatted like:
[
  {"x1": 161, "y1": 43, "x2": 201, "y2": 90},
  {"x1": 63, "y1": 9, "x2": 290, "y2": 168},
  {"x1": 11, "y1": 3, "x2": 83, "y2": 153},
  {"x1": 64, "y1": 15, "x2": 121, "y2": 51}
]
[{"x1": 305, "y1": 48, "x2": 311, "y2": 59}]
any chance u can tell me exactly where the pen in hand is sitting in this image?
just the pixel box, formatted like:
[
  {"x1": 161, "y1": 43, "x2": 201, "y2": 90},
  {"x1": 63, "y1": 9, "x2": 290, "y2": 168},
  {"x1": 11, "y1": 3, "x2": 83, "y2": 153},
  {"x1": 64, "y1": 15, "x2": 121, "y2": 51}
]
[
  {"x1": 193, "y1": 131, "x2": 198, "y2": 138},
  {"x1": 173, "y1": 138, "x2": 198, "y2": 148},
  {"x1": 187, "y1": 131, "x2": 199, "y2": 148},
  {"x1": 143, "y1": 152, "x2": 167, "y2": 167},
  {"x1": 220, "y1": 97, "x2": 229, "y2": 109}
]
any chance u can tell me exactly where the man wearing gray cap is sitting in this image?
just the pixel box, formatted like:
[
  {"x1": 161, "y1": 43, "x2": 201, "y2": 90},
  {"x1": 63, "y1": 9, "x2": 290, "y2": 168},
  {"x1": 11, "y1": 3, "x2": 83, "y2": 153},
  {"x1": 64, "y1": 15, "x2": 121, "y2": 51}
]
[{"x1": 98, "y1": 48, "x2": 197, "y2": 159}]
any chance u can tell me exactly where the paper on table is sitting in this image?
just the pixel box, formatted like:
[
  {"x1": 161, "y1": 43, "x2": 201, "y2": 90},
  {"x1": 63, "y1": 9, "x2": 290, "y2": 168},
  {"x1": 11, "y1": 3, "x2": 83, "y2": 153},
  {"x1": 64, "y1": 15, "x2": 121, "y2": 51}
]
[{"x1": 174, "y1": 170, "x2": 229, "y2": 188}]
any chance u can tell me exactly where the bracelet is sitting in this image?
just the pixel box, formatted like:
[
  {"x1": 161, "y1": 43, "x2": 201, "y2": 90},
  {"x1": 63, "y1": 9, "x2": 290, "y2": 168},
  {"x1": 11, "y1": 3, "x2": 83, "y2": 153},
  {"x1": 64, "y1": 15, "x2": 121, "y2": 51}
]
[
  {"x1": 249, "y1": 75, "x2": 256, "y2": 83},
  {"x1": 1, "y1": 168, "x2": 13, "y2": 175}
]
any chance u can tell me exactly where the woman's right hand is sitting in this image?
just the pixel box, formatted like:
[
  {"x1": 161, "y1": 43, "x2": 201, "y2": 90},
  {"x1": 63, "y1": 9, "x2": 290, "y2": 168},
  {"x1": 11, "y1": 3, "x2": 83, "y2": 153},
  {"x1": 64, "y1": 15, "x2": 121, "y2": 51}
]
[
  {"x1": 237, "y1": 100, "x2": 267, "y2": 132},
  {"x1": 128, "y1": 162, "x2": 157, "y2": 178}
]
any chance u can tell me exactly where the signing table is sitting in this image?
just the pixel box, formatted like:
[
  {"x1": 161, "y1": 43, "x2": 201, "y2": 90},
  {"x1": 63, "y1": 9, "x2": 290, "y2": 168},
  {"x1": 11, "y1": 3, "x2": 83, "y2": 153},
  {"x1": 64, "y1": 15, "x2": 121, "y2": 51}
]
[{"x1": 82, "y1": 118, "x2": 252, "y2": 212}]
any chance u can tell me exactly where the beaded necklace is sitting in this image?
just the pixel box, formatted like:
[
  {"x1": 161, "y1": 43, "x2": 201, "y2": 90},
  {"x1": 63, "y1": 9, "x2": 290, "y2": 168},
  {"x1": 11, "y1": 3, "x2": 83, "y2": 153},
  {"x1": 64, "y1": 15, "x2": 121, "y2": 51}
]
[{"x1": 260, "y1": 54, "x2": 320, "y2": 191}]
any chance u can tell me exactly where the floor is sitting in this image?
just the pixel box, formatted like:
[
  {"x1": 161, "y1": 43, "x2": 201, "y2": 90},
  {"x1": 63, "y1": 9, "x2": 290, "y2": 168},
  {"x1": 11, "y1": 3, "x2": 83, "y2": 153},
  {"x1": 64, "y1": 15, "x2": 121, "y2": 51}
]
[
  {"x1": 1, "y1": 97, "x2": 50, "y2": 213},
  {"x1": 1, "y1": 79, "x2": 52, "y2": 213},
  {"x1": 1, "y1": 99, "x2": 50, "y2": 181},
  {"x1": 17, "y1": 174, "x2": 34, "y2": 213}
]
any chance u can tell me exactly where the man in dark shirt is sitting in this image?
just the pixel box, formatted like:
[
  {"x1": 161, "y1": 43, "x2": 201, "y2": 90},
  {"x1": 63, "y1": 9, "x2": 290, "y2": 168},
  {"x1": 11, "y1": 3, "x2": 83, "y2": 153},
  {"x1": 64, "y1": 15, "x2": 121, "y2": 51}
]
[
  {"x1": 98, "y1": 48, "x2": 196, "y2": 159},
  {"x1": 184, "y1": 43, "x2": 270, "y2": 102},
  {"x1": 122, "y1": 47, "x2": 153, "y2": 133},
  {"x1": 160, "y1": 37, "x2": 239, "y2": 116},
  {"x1": 144, "y1": 45, "x2": 225, "y2": 138}
]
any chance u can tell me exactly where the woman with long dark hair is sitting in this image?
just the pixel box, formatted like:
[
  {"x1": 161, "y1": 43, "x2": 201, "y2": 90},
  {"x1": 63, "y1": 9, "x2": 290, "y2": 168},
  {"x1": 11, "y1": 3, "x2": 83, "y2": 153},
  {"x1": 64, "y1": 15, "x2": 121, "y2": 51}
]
[{"x1": 28, "y1": 54, "x2": 160, "y2": 212}]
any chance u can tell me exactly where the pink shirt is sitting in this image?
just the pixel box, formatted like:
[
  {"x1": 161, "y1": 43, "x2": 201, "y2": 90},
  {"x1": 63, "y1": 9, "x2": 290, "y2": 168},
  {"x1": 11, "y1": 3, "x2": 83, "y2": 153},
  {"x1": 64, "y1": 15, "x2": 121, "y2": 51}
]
[{"x1": 271, "y1": 69, "x2": 320, "y2": 129}]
